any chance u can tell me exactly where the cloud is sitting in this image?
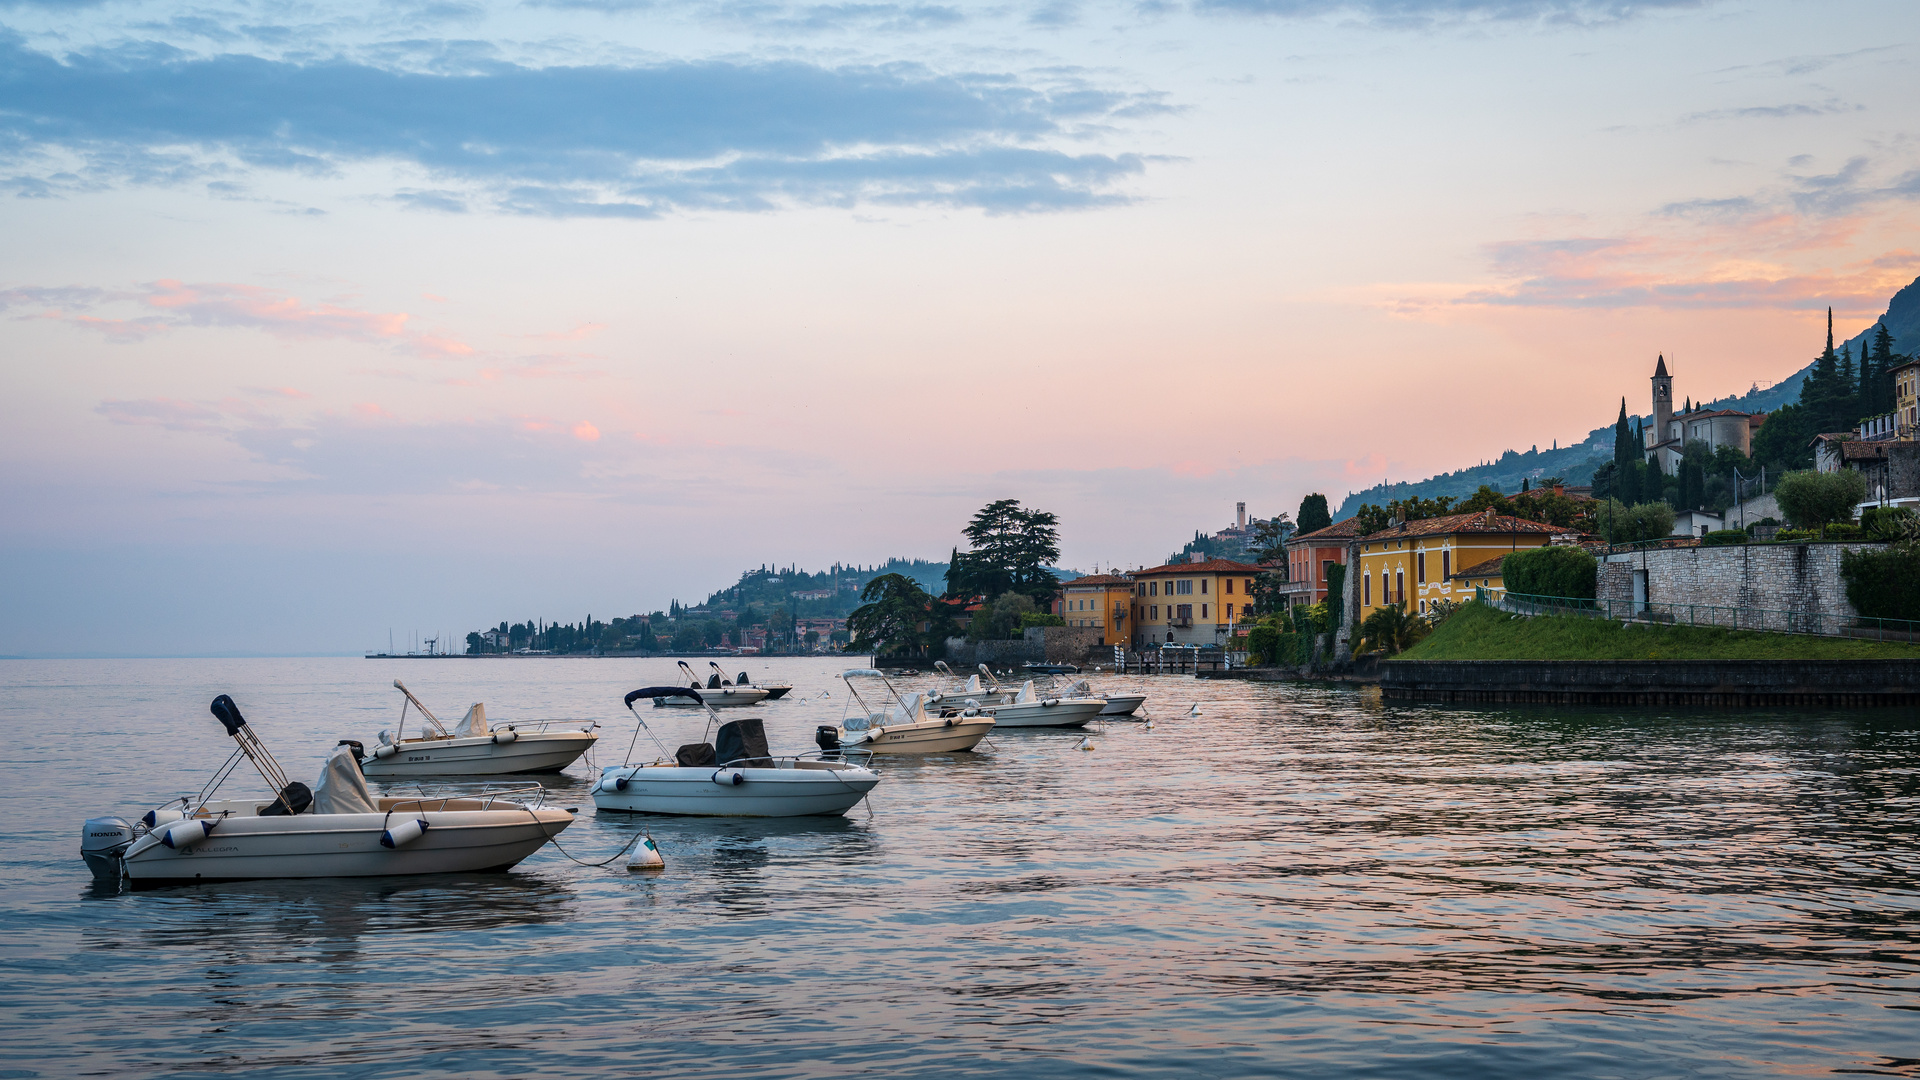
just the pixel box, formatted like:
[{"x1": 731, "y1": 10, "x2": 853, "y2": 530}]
[
  {"x1": 572, "y1": 420, "x2": 601, "y2": 441},
  {"x1": 0, "y1": 37, "x2": 1159, "y2": 216},
  {"x1": 1189, "y1": 0, "x2": 1705, "y2": 24},
  {"x1": 10, "y1": 279, "x2": 474, "y2": 357},
  {"x1": 95, "y1": 397, "x2": 228, "y2": 432},
  {"x1": 1680, "y1": 99, "x2": 1861, "y2": 124}
]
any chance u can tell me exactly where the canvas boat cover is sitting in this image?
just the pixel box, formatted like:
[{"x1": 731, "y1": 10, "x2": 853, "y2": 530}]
[
  {"x1": 453, "y1": 703, "x2": 489, "y2": 738},
  {"x1": 886, "y1": 692, "x2": 926, "y2": 726},
  {"x1": 714, "y1": 718, "x2": 773, "y2": 768},
  {"x1": 312, "y1": 744, "x2": 378, "y2": 815},
  {"x1": 1015, "y1": 680, "x2": 1037, "y2": 704},
  {"x1": 964, "y1": 675, "x2": 982, "y2": 693}
]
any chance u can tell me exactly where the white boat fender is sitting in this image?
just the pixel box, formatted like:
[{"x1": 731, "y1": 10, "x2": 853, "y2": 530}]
[
  {"x1": 491, "y1": 726, "x2": 518, "y2": 745},
  {"x1": 142, "y1": 807, "x2": 185, "y2": 828},
  {"x1": 712, "y1": 770, "x2": 745, "y2": 786},
  {"x1": 1042, "y1": 698, "x2": 1060, "y2": 707},
  {"x1": 372, "y1": 742, "x2": 400, "y2": 759},
  {"x1": 381, "y1": 818, "x2": 430, "y2": 848},
  {"x1": 612, "y1": 773, "x2": 634, "y2": 791},
  {"x1": 627, "y1": 834, "x2": 665, "y2": 873},
  {"x1": 159, "y1": 818, "x2": 215, "y2": 849}
]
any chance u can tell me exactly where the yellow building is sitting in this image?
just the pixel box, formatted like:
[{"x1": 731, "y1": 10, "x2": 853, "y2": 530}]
[
  {"x1": 1129, "y1": 557, "x2": 1265, "y2": 647},
  {"x1": 1895, "y1": 359, "x2": 1920, "y2": 437},
  {"x1": 1354, "y1": 510, "x2": 1561, "y2": 622},
  {"x1": 1056, "y1": 574, "x2": 1135, "y2": 646}
]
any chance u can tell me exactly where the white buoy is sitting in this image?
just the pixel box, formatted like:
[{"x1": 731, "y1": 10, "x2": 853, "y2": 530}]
[
  {"x1": 627, "y1": 833, "x2": 665, "y2": 872},
  {"x1": 381, "y1": 818, "x2": 429, "y2": 848},
  {"x1": 1144, "y1": 719, "x2": 1155, "y2": 731},
  {"x1": 1077, "y1": 736, "x2": 1096, "y2": 751},
  {"x1": 1186, "y1": 703, "x2": 1201, "y2": 717}
]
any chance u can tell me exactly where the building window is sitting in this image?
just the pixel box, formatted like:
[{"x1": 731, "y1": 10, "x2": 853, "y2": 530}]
[
  {"x1": 1201, "y1": 604, "x2": 1208, "y2": 619},
  {"x1": 1419, "y1": 600, "x2": 1426, "y2": 613},
  {"x1": 1364, "y1": 573, "x2": 1372, "y2": 606},
  {"x1": 1150, "y1": 581, "x2": 1158, "y2": 596},
  {"x1": 1417, "y1": 551, "x2": 1426, "y2": 584},
  {"x1": 1201, "y1": 579, "x2": 1208, "y2": 594},
  {"x1": 1177, "y1": 604, "x2": 1192, "y2": 620},
  {"x1": 1151, "y1": 605, "x2": 1158, "y2": 619},
  {"x1": 1246, "y1": 578, "x2": 1254, "y2": 593},
  {"x1": 1225, "y1": 603, "x2": 1234, "y2": 620},
  {"x1": 1442, "y1": 550, "x2": 1450, "y2": 579},
  {"x1": 1224, "y1": 578, "x2": 1233, "y2": 594},
  {"x1": 1396, "y1": 570, "x2": 1404, "y2": 605}
]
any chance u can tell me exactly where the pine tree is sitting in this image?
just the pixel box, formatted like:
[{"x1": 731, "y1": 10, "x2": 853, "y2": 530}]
[
  {"x1": 1612, "y1": 398, "x2": 1633, "y2": 471},
  {"x1": 1800, "y1": 307, "x2": 1845, "y2": 433},
  {"x1": 1871, "y1": 322, "x2": 1898, "y2": 416}
]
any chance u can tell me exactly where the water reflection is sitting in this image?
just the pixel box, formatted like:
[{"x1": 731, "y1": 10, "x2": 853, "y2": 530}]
[{"x1": 9, "y1": 660, "x2": 1920, "y2": 1079}]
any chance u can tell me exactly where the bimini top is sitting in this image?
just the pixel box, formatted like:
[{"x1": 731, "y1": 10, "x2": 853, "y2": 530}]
[
  {"x1": 625, "y1": 686, "x2": 704, "y2": 706},
  {"x1": 841, "y1": 669, "x2": 887, "y2": 679}
]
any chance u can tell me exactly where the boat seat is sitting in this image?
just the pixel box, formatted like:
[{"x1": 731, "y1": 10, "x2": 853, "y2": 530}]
[
  {"x1": 707, "y1": 674, "x2": 723, "y2": 689},
  {"x1": 676, "y1": 742, "x2": 716, "y2": 767}
]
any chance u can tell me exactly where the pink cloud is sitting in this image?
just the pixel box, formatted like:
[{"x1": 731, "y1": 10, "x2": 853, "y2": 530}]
[{"x1": 572, "y1": 421, "x2": 601, "y2": 442}]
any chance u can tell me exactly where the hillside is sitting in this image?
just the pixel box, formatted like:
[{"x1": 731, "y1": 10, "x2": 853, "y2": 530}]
[{"x1": 1334, "y1": 272, "x2": 1920, "y2": 519}]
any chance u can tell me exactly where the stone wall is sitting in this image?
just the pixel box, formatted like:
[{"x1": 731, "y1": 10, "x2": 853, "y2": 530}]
[
  {"x1": 1382, "y1": 658, "x2": 1920, "y2": 707},
  {"x1": 940, "y1": 626, "x2": 1106, "y2": 668},
  {"x1": 1597, "y1": 542, "x2": 1879, "y2": 619}
]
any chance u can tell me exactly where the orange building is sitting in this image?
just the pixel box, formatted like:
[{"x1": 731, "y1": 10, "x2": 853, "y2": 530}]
[
  {"x1": 1279, "y1": 516, "x2": 1360, "y2": 609},
  {"x1": 1056, "y1": 574, "x2": 1135, "y2": 645},
  {"x1": 1354, "y1": 510, "x2": 1561, "y2": 622}
]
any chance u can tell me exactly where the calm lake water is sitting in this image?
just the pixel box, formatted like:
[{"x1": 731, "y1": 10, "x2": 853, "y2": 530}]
[{"x1": 3, "y1": 656, "x2": 1917, "y2": 1078}]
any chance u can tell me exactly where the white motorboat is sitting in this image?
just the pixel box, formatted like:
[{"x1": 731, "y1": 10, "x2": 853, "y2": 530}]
[
  {"x1": 592, "y1": 686, "x2": 879, "y2": 817},
  {"x1": 834, "y1": 669, "x2": 993, "y2": 755},
  {"x1": 925, "y1": 662, "x2": 1016, "y2": 711},
  {"x1": 1054, "y1": 676, "x2": 1147, "y2": 717},
  {"x1": 361, "y1": 681, "x2": 598, "y2": 777},
  {"x1": 81, "y1": 695, "x2": 573, "y2": 888},
  {"x1": 712, "y1": 662, "x2": 793, "y2": 700},
  {"x1": 653, "y1": 661, "x2": 770, "y2": 708},
  {"x1": 969, "y1": 679, "x2": 1107, "y2": 729}
]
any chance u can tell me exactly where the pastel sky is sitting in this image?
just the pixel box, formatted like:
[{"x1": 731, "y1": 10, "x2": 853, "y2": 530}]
[{"x1": 2, "y1": 0, "x2": 1917, "y2": 655}]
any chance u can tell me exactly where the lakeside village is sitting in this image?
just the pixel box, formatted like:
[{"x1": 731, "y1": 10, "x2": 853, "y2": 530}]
[{"x1": 444, "y1": 299, "x2": 1920, "y2": 679}]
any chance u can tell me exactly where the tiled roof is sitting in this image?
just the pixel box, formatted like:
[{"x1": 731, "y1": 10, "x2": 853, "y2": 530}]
[
  {"x1": 1809, "y1": 432, "x2": 1856, "y2": 446},
  {"x1": 1841, "y1": 441, "x2": 1889, "y2": 461},
  {"x1": 1133, "y1": 558, "x2": 1267, "y2": 576},
  {"x1": 1358, "y1": 510, "x2": 1561, "y2": 542},
  {"x1": 1684, "y1": 408, "x2": 1755, "y2": 419},
  {"x1": 1285, "y1": 517, "x2": 1363, "y2": 544},
  {"x1": 1062, "y1": 574, "x2": 1133, "y2": 587},
  {"x1": 1449, "y1": 555, "x2": 1509, "y2": 580}
]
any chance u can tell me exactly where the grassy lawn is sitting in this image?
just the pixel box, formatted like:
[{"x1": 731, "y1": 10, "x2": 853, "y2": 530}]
[{"x1": 1397, "y1": 600, "x2": 1920, "y2": 661}]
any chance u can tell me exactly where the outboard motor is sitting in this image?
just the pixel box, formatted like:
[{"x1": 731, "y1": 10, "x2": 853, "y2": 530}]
[
  {"x1": 337, "y1": 739, "x2": 365, "y2": 764},
  {"x1": 815, "y1": 725, "x2": 842, "y2": 760},
  {"x1": 80, "y1": 816, "x2": 134, "y2": 880}
]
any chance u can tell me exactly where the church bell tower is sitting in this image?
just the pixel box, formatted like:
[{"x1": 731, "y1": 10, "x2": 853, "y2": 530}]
[{"x1": 1649, "y1": 354, "x2": 1672, "y2": 451}]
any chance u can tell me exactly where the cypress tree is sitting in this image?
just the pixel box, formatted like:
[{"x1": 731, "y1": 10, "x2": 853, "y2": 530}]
[
  {"x1": 1613, "y1": 398, "x2": 1632, "y2": 471},
  {"x1": 1872, "y1": 322, "x2": 1898, "y2": 416}
]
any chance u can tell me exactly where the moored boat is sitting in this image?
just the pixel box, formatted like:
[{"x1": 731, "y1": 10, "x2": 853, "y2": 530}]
[
  {"x1": 81, "y1": 695, "x2": 573, "y2": 888},
  {"x1": 362, "y1": 681, "x2": 598, "y2": 777},
  {"x1": 833, "y1": 669, "x2": 993, "y2": 754},
  {"x1": 592, "y1": 687, "x2": 879, "y2": 817},
  {"x1": 654, "y1": 661, "x2": 770, "y2": 708}
]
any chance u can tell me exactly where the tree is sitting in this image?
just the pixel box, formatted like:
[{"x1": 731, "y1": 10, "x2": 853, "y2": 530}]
[
  {"x1": 847, "y1": 574, "x2": 954, "y2": 656},
  {"x1": 1357, "y1": 602, "x2": 1426, "y2": 655},
  {"x1": 1677, "y1": 439, "x2": 1711, "y2": 510},
  {"x1": 1459, "y1": 485, "x2": 1514, "y2": 516},
  {"x1": 1501, "y1": 546, "x2": 1597, "y2": 599},
  {"x1": 1296, "y1": 493, "x2": 1332, "y2": 535},
  {"x1": 1868, "y1": 322, "x2": 1900, "y2": 417},
  {"x1": 1612, "y1": 397, "x2": 1634, "y2": 472},
  {"x1": 947, "y1": 499, "x2": 1061, "y2": 605},
  {"x1": 1248, "y1": 514, "x2": 1292, "y2": 563},
  {"x1": 1775, "y1": 469, "x2": 1867, "y2": 536},
  {"x1": 967, "y1": 592, "x2": 1036, "y2": 641},
  {"x1": 1751, "y1": 403, "x2": 1815, "y2": 472},
  {"x1": 1597, "y1": 500, "x2": 1675, "y2": 543}
]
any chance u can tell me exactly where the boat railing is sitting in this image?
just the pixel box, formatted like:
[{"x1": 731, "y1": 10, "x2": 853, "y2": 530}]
[
  {"x1": 715, "y1": 749, "x2": 876, "y2": 769},
  {"x1": 383, "y1": 784, "x2": 549, "y2": 812}
]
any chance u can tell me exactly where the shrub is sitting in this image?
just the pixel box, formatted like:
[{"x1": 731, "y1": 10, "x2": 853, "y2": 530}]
[
  {"x1": 1702, "y1": 529, "x2": 1748, "y2": 547},
  {"x1": 1775, "y1": 469, "x2": 1867, "y2": 534},
  {"x1": 1842, "y1": 544, "x2": 1920, "y2": 622},
  {"x1": 1501, "y1": 545, "x2": 1597, "y2": 599},
  {"x1": 1020, "y1": 613, "x2": 1065, "y2": 630},
  {"x1": 1597, "y1": 499, "x2": 1676, "y2": 543},
  {"x1": 1822, "y1": 524, "x2": 1866, "y2": 541},
  {"x1": 1358, "y1": 602, "x2": 1428, "y2": 655},
  {"x1": 1862, "y1": 506, "x2": 1916, "y2": 541}
]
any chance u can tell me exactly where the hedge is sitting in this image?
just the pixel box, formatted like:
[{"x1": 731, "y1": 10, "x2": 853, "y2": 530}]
[{"x1": 1501, "y1": 545, "x2": 1597, "y2": 600}]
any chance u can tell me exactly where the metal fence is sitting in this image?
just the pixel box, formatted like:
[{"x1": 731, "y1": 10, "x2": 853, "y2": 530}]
[{"x1": 1479, "y1": 586, "x2": 1920, "y2": 641}]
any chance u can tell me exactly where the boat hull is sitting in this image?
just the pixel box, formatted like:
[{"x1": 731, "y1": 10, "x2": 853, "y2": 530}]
[
  {"x1": 592, "y1": 762, "x2": 878, "y2": 817},
  {"x1": 361, "y1": 731, "x2": 597, "y2": 777},
  {"x1": 1098, "y1": 694, "x2": 1146, "y2": 717},
  {"x1": 656, "y1": 687, "x2": 770, "y2": 708},
  {"x1": 855, "y1": 717, "x2": 993, "y2": 754},
  {"x1": 984, "y1": 698, "x2": 1108, "y2": 729},
  {"x1": 120, "y1": 807, "x2": 574, "y2": 886}
]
